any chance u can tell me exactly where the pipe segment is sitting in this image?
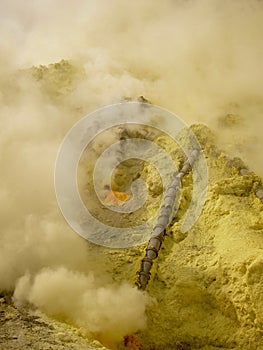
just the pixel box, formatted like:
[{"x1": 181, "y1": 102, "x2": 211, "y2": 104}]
[{"x1": 136, "y1": 149, "x2": 199, "y2": 290}]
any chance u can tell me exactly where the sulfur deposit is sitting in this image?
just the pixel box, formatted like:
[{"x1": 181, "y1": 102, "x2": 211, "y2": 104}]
[
  {"x1": 134, "y1": 126, "x2": 263, "y2": 349},
  {"x1": 1, "y1": 59, "x2": 263, "y2": 349},
  {"x1": 96, "y1": 123, "x2": 263, "y2": 350}
]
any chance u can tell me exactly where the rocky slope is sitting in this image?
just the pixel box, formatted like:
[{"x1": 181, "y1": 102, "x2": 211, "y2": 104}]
[{"x1": 0, "y1": 294, "x2": 108, "y2": 350}]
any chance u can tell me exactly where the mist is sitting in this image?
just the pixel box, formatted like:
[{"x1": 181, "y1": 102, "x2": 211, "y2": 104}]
[
  {"x1": 0, "y1": 0, "x2": 263, "y2": 345},
  {"x1": 13, "y1": 267, "x2": 150, "y2": 343}
]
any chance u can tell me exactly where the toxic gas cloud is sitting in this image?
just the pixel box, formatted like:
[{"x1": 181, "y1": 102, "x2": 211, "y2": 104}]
[
  {"x1": 0, "y1": 0, "x2": 263, "y2": 344},
  {"x1": 14, "y1": 267, "x2": 150, "y2": 343}
]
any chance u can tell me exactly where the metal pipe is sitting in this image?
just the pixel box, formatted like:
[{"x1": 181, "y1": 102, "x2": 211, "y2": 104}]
[
  {"x1": 239, "y1": 166, "x2": 263, "y2": 203},
  {"x1": 256, "y1": 187, "x2": 263, "y2": 203},
  {"x1": 135, "y1": 149, "x2": 199, "y2": 290}
]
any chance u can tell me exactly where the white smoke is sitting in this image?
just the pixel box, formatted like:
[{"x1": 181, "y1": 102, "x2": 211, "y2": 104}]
[
  {"x1": 14, "y1": 267, "x2": 150, "y2": 343},
  {"x1": 0, "y1": 0, "x2": 262, "y2": 345}
]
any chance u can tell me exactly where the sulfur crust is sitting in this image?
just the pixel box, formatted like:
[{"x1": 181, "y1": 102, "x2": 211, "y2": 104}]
[
  {"x1": 134, "y1": 125, "x2": 263, "y2": 350},
  {"x1": 26, "y1": 61, "x2": 263, "y2": 349}
]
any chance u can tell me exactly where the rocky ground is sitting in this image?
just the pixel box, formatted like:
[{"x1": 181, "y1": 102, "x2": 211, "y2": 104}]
[{"x1": 0, "y1": 294, "x2": 108, "y2": 350}]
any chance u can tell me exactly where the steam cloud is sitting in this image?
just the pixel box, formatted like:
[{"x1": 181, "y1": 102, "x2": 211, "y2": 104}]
[
  {"x1": 14, "y1": 268, "x2": 150, "y2": 343},
  {"x1": 0, "y1": 0, "x2": 263, "y2": 344}
]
